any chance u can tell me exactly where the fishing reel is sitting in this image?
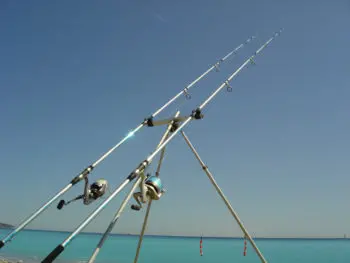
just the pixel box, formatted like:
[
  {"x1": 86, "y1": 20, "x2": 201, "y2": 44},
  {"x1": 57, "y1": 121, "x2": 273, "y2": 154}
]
[
  {"x1": 57, "y1": 178, "x2": 108, "y2": 210},
  {"x1": 131, "y1": 173, "x2": 165, "y2": 211}
]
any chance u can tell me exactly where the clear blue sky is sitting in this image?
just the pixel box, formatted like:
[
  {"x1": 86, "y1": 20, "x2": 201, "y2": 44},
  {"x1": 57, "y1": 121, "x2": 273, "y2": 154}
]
[{"x1": 1, "y1": 0, "x2": 349, "y2": 238}]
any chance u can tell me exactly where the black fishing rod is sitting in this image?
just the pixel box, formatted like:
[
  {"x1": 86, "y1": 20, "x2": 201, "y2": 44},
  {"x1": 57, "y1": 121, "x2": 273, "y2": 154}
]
[
  {"x1": 0, "y1": 35, "x2": 256, "y2": 249},
  {"x1": 41, "y1": 29, "x2": 283, "y2": 263}
]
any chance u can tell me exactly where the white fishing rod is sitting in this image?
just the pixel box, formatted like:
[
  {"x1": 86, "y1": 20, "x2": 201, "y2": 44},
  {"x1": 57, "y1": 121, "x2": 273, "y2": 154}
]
[
  {"x1": 41, "y1": 29, "x2": 283, "y2": 263},
  {"x1": 0, "y1": 35, "x2": 255, "y2": 250}
]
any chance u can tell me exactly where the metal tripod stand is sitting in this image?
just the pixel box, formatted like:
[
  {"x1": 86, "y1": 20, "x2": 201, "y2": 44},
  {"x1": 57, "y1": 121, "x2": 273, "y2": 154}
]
[{"x1": 87, "y1": 111, "x2": 267, "y2": 263}]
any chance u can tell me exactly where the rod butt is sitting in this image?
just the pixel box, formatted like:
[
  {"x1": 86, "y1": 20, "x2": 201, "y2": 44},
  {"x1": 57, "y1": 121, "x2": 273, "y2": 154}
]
[
  {"x1": 42, "y1": 244, "x2": 64, "y2": 263},
  {"x1": 0, "y1": 240, "x2": 4, "y2": 249},
  {"x1": 87, "y1": 248, "x2": 100, "y2": 263}
]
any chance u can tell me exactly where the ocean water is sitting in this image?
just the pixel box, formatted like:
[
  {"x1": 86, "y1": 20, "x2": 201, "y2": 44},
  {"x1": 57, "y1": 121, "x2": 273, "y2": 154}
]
[{"x1": 0, "y1": 229, "x2": 350, "y2": 263}]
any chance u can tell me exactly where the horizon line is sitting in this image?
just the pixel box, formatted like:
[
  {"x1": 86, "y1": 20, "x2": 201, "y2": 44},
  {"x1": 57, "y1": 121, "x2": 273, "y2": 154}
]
[{"x1": 1, "y1": 228, "x2": 348, "y2": 240}]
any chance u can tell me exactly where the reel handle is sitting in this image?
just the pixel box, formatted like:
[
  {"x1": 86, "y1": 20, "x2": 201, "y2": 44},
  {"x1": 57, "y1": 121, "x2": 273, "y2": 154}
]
[
  {"x1": 131, "y1": 204, "x2": 141, "y2": 211},
  {"x1": 57, "y1": 200, "x2": 66, "y2": 210}
]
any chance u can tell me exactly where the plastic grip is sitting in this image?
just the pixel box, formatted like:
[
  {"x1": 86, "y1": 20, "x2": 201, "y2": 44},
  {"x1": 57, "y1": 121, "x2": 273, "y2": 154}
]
[{"x1": 42, "y1": 244, "x2": 64, "y2": 263}]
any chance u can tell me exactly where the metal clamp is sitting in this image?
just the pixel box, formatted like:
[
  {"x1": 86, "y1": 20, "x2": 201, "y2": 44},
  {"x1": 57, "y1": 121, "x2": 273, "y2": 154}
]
[
  {"x1": 191, "y1": 108, "x2": 204, "y2": 120},
  {"x1": 170, "y1": 121, "x2": 179, "y2": 133},
  {"x1": 145, "y1": 117, "x2": 154, "y2": 127}
]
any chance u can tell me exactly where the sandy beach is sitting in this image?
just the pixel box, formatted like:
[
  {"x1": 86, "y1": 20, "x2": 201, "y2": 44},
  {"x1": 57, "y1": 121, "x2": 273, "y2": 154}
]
[{"x1": 0, "y1": 257, "x2": 22, "y2": 263}]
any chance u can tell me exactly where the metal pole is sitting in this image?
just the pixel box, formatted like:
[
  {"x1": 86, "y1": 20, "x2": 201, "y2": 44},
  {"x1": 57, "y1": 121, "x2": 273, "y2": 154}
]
[
  {"x1": 41, "y1": 30, "x2": 282, "y2": 262},
  {"x1": 87, "y1": 112, "x2": 179, "y2": 263},
  {"x1": 134, "y1": 199, "x2": 153, "y2": 263},
  {"x1": 133, "y1": 126, "x2": 170, "y2": 263},
  {"x1": 87, "y1": 177, "x2": 142, "y2": 263},
  {"x1": 0, "y1": 36, "x2": 256, "y2": 250},
  {"x1": 181, "y1": 131, "x2": 267, "y2": 263}
]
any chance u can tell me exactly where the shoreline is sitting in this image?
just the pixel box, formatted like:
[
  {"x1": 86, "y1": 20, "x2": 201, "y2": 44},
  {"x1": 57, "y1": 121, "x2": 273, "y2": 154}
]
[{"x1": 0, "y1": 256, "x2": 23, "y2": 263}]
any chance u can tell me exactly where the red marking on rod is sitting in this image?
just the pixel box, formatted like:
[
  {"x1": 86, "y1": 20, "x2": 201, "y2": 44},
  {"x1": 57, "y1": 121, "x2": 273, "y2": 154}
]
[
  {"x1": 200, "y1": 236, "x2": 203, "y2": 256},
  {"x1": 243, "y1": 237, "x2": 247, "y2": 256}
]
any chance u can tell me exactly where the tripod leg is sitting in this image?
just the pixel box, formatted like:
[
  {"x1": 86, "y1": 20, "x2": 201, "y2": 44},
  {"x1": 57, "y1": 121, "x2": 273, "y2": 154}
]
[
  {"x1": 133, "y1": 111, "x2": 180, "y2": 263},
  {"x1": 87, "y1": 177, "x2": 142, "y2": 263},
  {"x1": 181, "y1": 131, "x2": 267, "y2": 263}
]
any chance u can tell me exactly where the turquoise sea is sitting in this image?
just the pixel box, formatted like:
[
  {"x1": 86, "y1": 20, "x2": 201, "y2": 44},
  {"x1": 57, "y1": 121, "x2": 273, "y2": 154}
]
[{"x1": 1, "y1": 229, "x2": 350, "y2": 263}]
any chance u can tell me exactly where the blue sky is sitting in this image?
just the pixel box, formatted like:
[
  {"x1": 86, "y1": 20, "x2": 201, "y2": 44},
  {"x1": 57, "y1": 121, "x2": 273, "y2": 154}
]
[{"x1": 1, "y1": 0, "x2": 350, "y2": 238}]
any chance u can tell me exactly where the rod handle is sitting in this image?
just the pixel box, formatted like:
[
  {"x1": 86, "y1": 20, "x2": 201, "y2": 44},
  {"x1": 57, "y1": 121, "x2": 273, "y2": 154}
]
[
  {"x1": 42, "y1": 244, "x2": 64, "y2": 263},
  {"x1": 0, "y1": 240, "x2": 4, "y2": 249}
]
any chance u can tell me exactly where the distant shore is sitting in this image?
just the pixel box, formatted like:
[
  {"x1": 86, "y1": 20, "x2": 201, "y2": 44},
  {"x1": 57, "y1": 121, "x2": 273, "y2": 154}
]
[
  {"x1": 0, "y1": 223, "x2": 14, "y2": 229},
  {"x1": 4, "y1": 228, "x2": 348, "y2": 240},
  {"x1": 1, "y1": 227, "x2": 348, "y2": 240}
]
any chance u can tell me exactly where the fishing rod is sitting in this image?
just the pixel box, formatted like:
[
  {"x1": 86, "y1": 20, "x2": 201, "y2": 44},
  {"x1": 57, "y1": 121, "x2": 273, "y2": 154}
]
[
  {"x1": 87, "y1": 112, "x2": 179, "y2": 263},
  {"x1": 41, "y1": 29, "x2": 283, "y2": 263},
  {"x1": 0, "y1": 35, "x2": 256, "y2": 250}
]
